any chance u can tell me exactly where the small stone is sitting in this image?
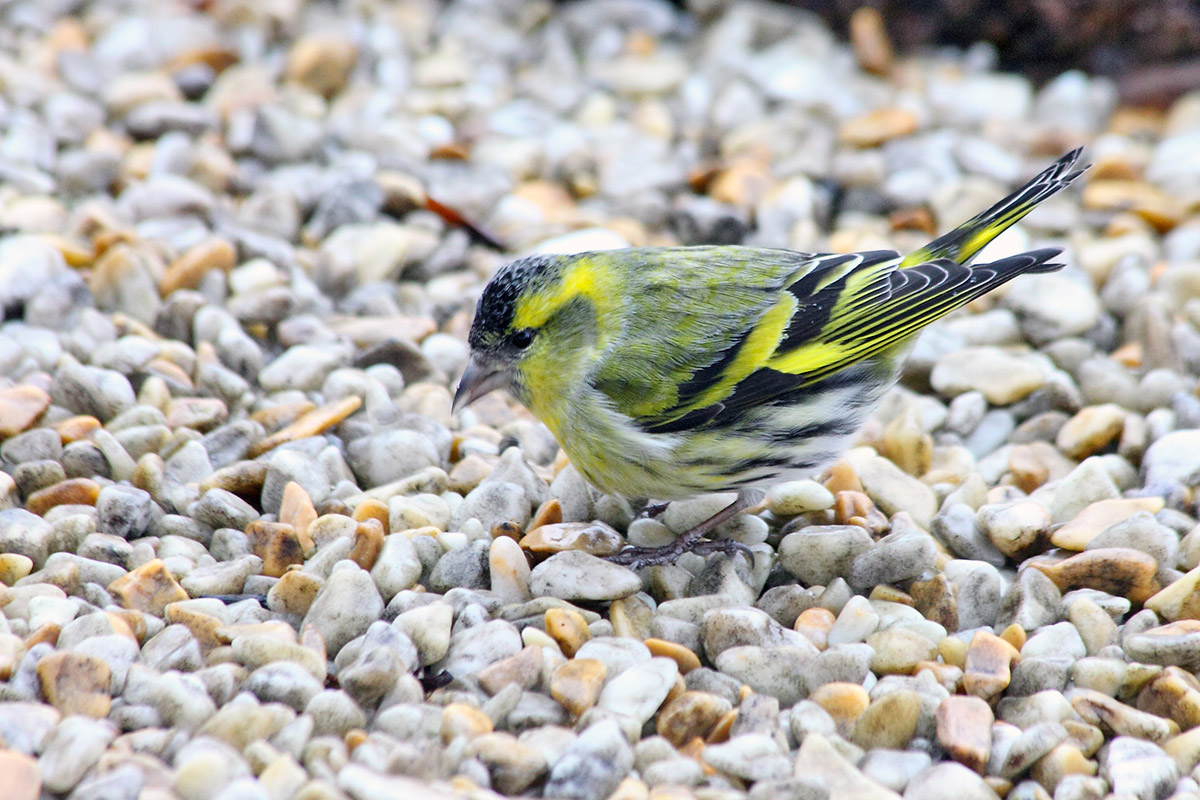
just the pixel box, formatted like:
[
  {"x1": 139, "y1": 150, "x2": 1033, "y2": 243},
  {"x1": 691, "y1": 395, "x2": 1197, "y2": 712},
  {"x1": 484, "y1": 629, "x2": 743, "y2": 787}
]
[
  {"x1": 931, "y1": 347, "x2": 1047, "y2": 405},
  {"x1": 963, "y1": 631, "x2": 1019, "y2": 700},
  {"x1": 978, "y1": 501, "x2": 1051, "y2": 559},
  {"x1": 441, "y1": 702, "x2": 493, "y2": 742},
  {"x1": 392, "y1": 601, "x2": 453, "y2": 666},
  {"x1": 490, "y1": 534, "x2": 532, "y2": 604},
  {"x1": 160, "y1": 238, "x2": 237, "y2": 296},
  {"x1": 840, "y1": 108, "x2": 919, "y2": 147},
  {"x1": 107, "y1": 559, "x2": 188, "y2": 615},
  {"x1": 466, "y1": 732, "x2": 548, "y2": 795},
  {"x1": 544, "y1": 718, "x2": 634, "y2": 800},
  {"x1": 1147, "y1": 565, "x2": 1200, "y2": 622},
  {"x1": 937, "y1": 695, "x2": 994, "y2": 773},
  {"x1": 519, "y1": 521, "x2": 625, "y2": 557},
  {"x1": 529, "y1": 551, "x2": 641, "y2": 601},
  {"x1": 808, "y1": 682, "x2": 871, "y2": 736},
  {"x1": 286, "y1": 34, "x2": 358, "y2": 98},
  {"x1": 0, "y1": 751, "x2": 38, "y2": 800},
  {"x1": 779, "y1": 525, "x2": 874, "y2": 586},
  {"x1": 38, "y1": 716, "x2": 117, "y2": 795},
  {"x1": 550, "y1": 658, "x2": 607, "y2": 716},
  {"x1": 792, "y1": 732, "x2": 900, "y2": 800},
  {"x1": 477, "y1": 644, "x2": 544, "y2": 695},
  {"x1": 1030, "y1": 548, "x2": 1159, "y2": 603},
  {"x1": 645, "y1": 638, "x2": 702, "y2": 674},
  {"x1": 25, "y1": 478, "x2": 100, "y2": 516},
  {"x1": 597, "y1": 657, "x2": 678, "y2": 725},
  {"x1": 852, "y1": 456, "x2": 938, "y2": 529},
  {"x1": 302, "y1": 561, "x2": 383, "y2": 656},
  {"x1": 247, "y1": 397, "x2": 361, "y2": 458},
  {"x1": 0, "y1": 386, "x2": 50, "y2": 438},
  {"x1": 704, "y1": 732, "x2": 792, "y2": 782},
  {"x1": 1050, "y1": 497, "x2": 1165, "y2": 550},
  {"x1": 902, "y1": 762, "x2": 999, "y2": 800},
  {"x1": 1100, "y1": 736, "x2": 1179, "y2": 800},
  {"x1": 1055, "y1": 404, "x2": 1126, "y2": 459},
  {"x1": 850, "y1": 6, "x2": 894, "y2": 75},
  {"x1": 852, "y1": 690, "x2": 921, "y2": 750},
  {"x1": 36, "y1": 651, "x2": 112, "y2": 718},
  {"x1": 657, "y1": 690, "x2": 734, "y2": 746},
  {"x1": 266, "y1": 569, "x2": 323, "y2": 616}
]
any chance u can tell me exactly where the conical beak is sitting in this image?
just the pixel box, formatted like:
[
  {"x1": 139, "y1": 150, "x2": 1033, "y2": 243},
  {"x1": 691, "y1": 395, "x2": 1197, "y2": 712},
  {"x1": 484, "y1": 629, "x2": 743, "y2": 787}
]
[{"x1": 452, "y1": 355, "x2": 512, "y2": 414}]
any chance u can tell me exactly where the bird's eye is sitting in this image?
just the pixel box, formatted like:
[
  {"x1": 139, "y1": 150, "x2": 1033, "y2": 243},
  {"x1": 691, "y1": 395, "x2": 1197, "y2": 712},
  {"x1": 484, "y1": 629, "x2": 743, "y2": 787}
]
[{"x1": 510, "y1": 328, "x2": 535, "y2": 349}]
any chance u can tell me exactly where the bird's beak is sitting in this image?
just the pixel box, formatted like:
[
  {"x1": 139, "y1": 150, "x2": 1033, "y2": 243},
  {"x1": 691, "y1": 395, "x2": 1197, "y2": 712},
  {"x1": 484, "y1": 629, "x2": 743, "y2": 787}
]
[{"x1": 452, "y1": 355, "x2": 512, "y2": 414}]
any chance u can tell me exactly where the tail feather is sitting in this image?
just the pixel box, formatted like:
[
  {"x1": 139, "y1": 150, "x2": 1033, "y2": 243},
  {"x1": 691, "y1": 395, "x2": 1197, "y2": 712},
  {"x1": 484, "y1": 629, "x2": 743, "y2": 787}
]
[{"x1": 899, "y1": 148, "x2": 1089, "y2": 268}]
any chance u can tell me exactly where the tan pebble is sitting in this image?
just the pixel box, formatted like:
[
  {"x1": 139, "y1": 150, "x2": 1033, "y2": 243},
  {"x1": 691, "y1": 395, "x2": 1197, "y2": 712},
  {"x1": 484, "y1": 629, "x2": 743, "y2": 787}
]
[
  {"x1": 25, "y1": 623, "x2": 60, "y2": 648},
  {"x1": 849, "y1": 6, "x2": 893, "y2": 74},
  {"x1": 794, "y1": 607, "x2": 836, "y2": 650},
  {"x1": 1000, "y1": 623, "x2": 1027, "y2": 651},
  {"x1": 868, "y1": 585, "x2": 913, "y2": 605},
  {"x1": 349, "y1": 518, "x2": 384, "y2": 570},
  {"x1": 25, "y1": 477, "x2": 99, "y2": 515},
  {"x1": 266, "y1": 569, "x2": 323, "y2": 616},
  {"x1": 165, "y1": 397, "x2": 228, "y2": 431},
  {"x1": 609, "y1": 596, "x2": 654, "y2": 640},
  {"x1": 519, "y1": 521, "x2": 625, "y2": 557},
  {"x1": 645, "y1": 638, "x2": 701, "y2": 674},
  {"x1": 1031, "y1": 547, "x2": 1159, "y2": 603},
  {"x1": 840, "y1": 108, "x2": 919, "y2": 148},
  {"x1": 55, "y1": 415, "x2": 101, "y2": 443},
  {"x1": 1137, "y1": 667, "x2": 1200, "y2": 730},
  {"x1": 528, "y1": 499, "x2": 563, "y2": 531},
  {"x1": 545, "y1": 607, "x2": 591, "y2": 658},
  {"x1": 1009, "y1": 444, "x2": 1052, "y2": 493},
  {"x1": 1051, "y1": 497, "x2": 1165, "y2": 550},
  {"x1": 808, "y1": 682, "x2": 870, "y2": 736},
  {"x1": 250, "y1": 401, "x2": 315, "y2": 433},
  {"x1": 350, "y1": 496, "x2": 388, "y2": 531},
  {"x1": 248, "y1": 396, "x2": 361, "y2": 457},
  {"x1": 706, "y1": 708, "x2": 738, "y2": 744},
  {"x1": 853, "y1": 690, "x2": 921, "y2": 750},
  {"x1": 1055, "y1": 404, "x2": 1125, "y2": 459},
  {"x1": 200, "y1": 461, "x2": 267, "y2": 496},
  {"x1": 834, "y1": 490, "x2": 889, "y2": 532},
  {"x1": 607, "y1": 777, "x2": 650, "y2": 800},
  {"x1": 936, "y1": 695, "x2": 993, "y2": 773},
  {"x1": 962, "y1": 631, "x2": 1019, "y2": 700},
  {"x1": 823, "y1": 461, "x2": 863, "y2": 494},
  {"x1": 448, "y1": 454, "x2": 495, "y2": 494},
  {"x1": 281, "y1": 481, "x2": 319, "y2": 551},
  {"x1": 107, "y1": 558, "x2": 188, "y2": 616},
  {"x1": 657, "y1": 691, "x2": 734, "y2": 747},
  {"x1": 440, "y1": 703, "x2": 493, "y2": 742},
  {"x1": 246, "y1": 521, "x2": 305, "y2": 578},
  {"x1": 1146, "y1": 564, "x2": 1200, "y2": 621},
  {"x1": 36, "y1": 651, "x2": 111, "y2": 718},
  {"x1": 0, "y1": 385, "x2": 51, "y2": 437},
  {"x1": 1062, "y1": 719, "x2": 1104, "y2": 757},
  {"x1": 160, "y1": 237, "x2": 237, "y2": 296},
  {"x1": 104, "y1": 610, "x2": 145, "y2": 643},
  {"x1": 1164, "y1": 727, "x2": 1200, "y2": 772},
  {"x1": 286, "y1": 34, "x2": 358, "y2": 98},
  {"x1": 1029, "y1": 743, "x2": 1096, "y2": 792},
  {"x1": 478, "y1": 645, "x2": 544, "y2": 695},
  {"x1": 549, "y1": 658, "x2": 606, "y2": 716},
  {"x1": 0, "y1": 750, "x2": 39, "y2": 800},
  {"x1": 980, "y1": 501, "x2": 1051, "y2": 559},
  {"x1": 707, "y1": 158, "x2": 770, "y2": 207},
  {"x1": 909, "y1": 574, "x2": 958, "y2": 632},
  {"x1": 165, "y1": 605, "x2": 225, "y2": 652},
  {"x1": 0, "y1": 554, "x2": 33, "y2": 586},
  {"x1": 1082, "y1": 179, "x2": 1182, "y2": 232}
]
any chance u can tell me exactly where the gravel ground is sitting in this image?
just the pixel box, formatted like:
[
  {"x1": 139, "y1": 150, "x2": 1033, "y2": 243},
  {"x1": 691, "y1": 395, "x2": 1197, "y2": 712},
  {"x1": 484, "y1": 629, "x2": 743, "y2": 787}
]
[{"x1": 2, "y1": 1, "x2": 1200, "y2": 799}]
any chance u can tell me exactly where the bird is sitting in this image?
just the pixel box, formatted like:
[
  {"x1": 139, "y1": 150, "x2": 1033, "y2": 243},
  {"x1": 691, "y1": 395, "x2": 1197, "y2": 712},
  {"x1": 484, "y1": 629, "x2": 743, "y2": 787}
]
[{"x1": 453, "y1": 148, "x2": 1088, "y2": 568}]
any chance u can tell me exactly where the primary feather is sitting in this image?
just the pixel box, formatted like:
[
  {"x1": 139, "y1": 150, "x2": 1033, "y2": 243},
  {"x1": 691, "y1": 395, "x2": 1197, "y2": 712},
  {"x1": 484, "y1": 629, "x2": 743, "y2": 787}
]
[{"x1": 458, "y1": 149, "x2": 1087, "y2": 502}]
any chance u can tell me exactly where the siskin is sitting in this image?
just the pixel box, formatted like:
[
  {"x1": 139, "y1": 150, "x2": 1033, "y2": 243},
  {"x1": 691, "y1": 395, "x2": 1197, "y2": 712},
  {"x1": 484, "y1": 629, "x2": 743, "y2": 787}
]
[{"x1": 454, "y1": 149, "x2": 1087, "y2": 567}]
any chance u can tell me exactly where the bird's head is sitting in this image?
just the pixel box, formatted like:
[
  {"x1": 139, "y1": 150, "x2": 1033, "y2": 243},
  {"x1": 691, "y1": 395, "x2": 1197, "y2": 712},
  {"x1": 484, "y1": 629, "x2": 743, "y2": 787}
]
[{"x1": 453, "y1": 252, "x2": 616, "y2": 415}]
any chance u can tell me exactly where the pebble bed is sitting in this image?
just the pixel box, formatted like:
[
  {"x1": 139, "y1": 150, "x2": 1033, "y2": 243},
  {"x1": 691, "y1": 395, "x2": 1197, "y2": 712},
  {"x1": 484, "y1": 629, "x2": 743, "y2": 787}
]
[{"x1": 3, "y1": 1, "x2": 1200, "y2": 800}]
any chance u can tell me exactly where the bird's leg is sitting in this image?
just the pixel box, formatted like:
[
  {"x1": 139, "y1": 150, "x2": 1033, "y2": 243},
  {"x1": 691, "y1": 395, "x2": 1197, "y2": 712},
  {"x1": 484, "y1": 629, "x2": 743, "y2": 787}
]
[
  {"x1": 636, "y1": 500, "x2": 671, "y2": 519},
  {"x1": 608, "y1": 489, "x2": 765, "y2": 569}
]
